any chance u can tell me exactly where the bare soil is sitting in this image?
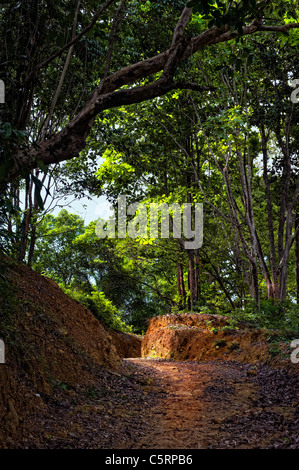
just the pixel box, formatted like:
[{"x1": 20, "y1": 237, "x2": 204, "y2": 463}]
[
  {"x1": 142, "y1": 313, "x2": 294, "y2": 366},
  {"x1": 119, "y1": 358, "x2": 299, "y2": 449},
  {"x1": 7, "y1": 357, "x2": 299, "y2": 449},
  {"x1": 0, "y1": 259, "x2": 140, "y2": 447},
  {"x1": 0, "y1": 259, "x2": 298, "y2": 449}
]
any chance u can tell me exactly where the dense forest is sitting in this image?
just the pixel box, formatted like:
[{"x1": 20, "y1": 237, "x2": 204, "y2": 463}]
[
  {"x1": 1, "y1": 0, "x2": 299, "y2": 335},
  {"x1": 1, "y1": 0, "x2": 299, "y2": 454}
]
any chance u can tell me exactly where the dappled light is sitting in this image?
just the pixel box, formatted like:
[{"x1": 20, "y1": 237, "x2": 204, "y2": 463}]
[{"x1": 1, "y1": 0, "x2": 299, "y2": 452}]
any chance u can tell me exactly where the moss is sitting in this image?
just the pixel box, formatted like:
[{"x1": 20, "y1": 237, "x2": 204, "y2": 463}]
[{"x1": 268, "y1": 344, "x2": 282, "y2": 357}]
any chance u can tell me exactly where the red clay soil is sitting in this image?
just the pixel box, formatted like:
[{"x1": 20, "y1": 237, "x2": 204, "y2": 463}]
[
  {"x1": 142, "y1": 313, "x2": 295, "y2": 367},
  {"x1": 0, "y1": 259, "x2": 139, "y2": 447},
  {"x1": 0, "y1": 260, "x2": 298, "y2": 449},
  {"x1": 4, "y1": 355, "x2": 298, "y2": 449},
  {"x1": 107, "y1": 329, "x2": 142, "y2": 358}
]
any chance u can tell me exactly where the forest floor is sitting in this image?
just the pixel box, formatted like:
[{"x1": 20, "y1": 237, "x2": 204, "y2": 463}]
[
  {"x1": 119, "y1": 358, "x2": 299, "y2": 449},
  {"x1": 17, "y1": 357, "x2": 298, "y2": 449},
  {"x1": 1, "y1": 259, "x2": 298, "y2": 449}
]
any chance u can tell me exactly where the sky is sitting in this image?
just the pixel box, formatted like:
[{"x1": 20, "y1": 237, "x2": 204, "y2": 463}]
[{"x1": 51, "y1": 193, "x2": 113, "y2": 224}]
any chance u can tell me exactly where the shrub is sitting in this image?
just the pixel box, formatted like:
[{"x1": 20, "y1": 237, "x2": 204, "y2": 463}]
[
  {"x1": 228, "y1": 300, "x2": 299, "y2": 338},
  {"x1": 61, "y1": 286, "x2": 132, "y2": 333}
]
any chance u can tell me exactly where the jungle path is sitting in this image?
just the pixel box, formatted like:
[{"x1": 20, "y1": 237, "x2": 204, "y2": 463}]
[
  {"x1": 18, "y1": 357, "x2": 298, "y2": 449},
  {"x1": 119, "y1": 358, "x2": 299, "y2": 449}
]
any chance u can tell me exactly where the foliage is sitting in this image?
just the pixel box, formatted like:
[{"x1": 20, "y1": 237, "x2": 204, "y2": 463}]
[
  {"x1": 187, "y1": 0, "x2": 266, "y2": 33},
  {"x1": 61, "y1": 286, "x2": 131, "y2": 332},
  {"x1": 1, "y1": 0, "x2": 299, "y2": 335},
  {"x1": 0, "y1": 257, "x2": 19, "y2": 323},
  {"x1": 229, "y1": 300, "x2": 299, "y2": 336},
  {"x1": 32, "y1": 209, "x2": 165, "y2": 332}
]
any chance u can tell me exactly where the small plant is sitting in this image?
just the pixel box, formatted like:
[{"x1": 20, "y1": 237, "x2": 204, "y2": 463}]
[
  {"x1": 170, "y1": 306, "x2": 180, "y2": 315},
  {"x1": 85, "y1": 385, "x2": 103, "y2": 398},
  {"x1": 61, "y1": 286, "x2": 132, "y2": 332},
  {"x1": 221, "y1": 324, "x2": 238, "y2": 333},
  {"x1": 214, "y1": 339, "x2": 227, "y2": 349},
  {"x1": 56, "y1": 380, "x2": 74, "y2": 391},
  {"x1": 229, "y1": 300, "x2": 299, "y2": 335}
]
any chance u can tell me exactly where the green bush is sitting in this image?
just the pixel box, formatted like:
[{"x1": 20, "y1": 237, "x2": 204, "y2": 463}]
[
  {"x1": 61, "y1": 286, "x2": 132, "y2": 333},
  {"x1": 228, "y1": 300, "x2": 299, "y2": 338}
]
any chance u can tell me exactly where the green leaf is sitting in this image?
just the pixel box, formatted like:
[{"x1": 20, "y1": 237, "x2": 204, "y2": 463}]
[
  {"x1": 247, "y1": 53, "x2": 254, "y2": 66},
  {"x1": 241, "y1": 51, "x2": 250, "y2": 59},
  {"x1": 4, "y1": 199, "x2": 13, "y2": 213},
  {"x1": 186, "y1": 1, "x2": 199, "y2": 7},
  {"x1": 0, "y1": 159, "x2": 13, "y2": 179}
]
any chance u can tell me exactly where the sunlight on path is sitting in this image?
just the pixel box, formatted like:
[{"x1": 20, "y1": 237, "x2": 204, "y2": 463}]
[{"x1": 122, "y1": 359, "x2": 259, "y2": 449}]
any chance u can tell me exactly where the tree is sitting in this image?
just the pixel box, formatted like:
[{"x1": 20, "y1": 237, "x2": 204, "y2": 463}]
[
  {"x1": 93, "y1": 94, "x2": 240, "y2": 311},
  {"x1": 1, "y1": 0, "x2": 299, "y2": 184},
  {"x1": 32, "y1": 209, "x2": 167, "y2": 331},
  {"x1": 32, "y1": 209, "x2": 86, "y2": 285},
  {"x1": 2, "y1": 0, "x2": 299, "y2": 316},
  {"x1": 92, "y1": 30, "x2": 299, "y2": 307}
]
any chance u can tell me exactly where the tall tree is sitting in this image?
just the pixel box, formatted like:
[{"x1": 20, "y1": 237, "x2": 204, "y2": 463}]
[{"x1": 1, "y1": 0, "x2": 299, "y2": 183}]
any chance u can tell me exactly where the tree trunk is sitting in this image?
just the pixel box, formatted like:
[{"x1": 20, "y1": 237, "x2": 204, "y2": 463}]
[
  {"x1": 17, "y1": 184, "x2": 32, "y2": 262},
  {"x1": 17, "y1": 209, "x2": 31, "y2": 263},
  {"x1": 195, "y1": 249, "x2": 201, "y2": 300},
  {"x1": 177, "y1": 262, "x2": 186, "y2": 309},
  {"x1": 296, "y1": 213, "x2": 299, "y2": 304},
  {"x1": 187, "y1": 250, "x2": 200, "y2": 310},
  {"x1": 27, "y1": 225, "x2": 37, "y2": 268},
  {"x1": 260, "y1": 126, "x2": 280, "y2": 299}
]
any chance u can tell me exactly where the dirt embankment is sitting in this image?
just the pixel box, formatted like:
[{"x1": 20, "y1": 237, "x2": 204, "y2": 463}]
[
  {"x1": 142, "y1": 313, "x2": 295, "y2": 367},
  {"x1": 0, "y1": 260, "x2": 125, "y2": 447},
  {"x1": 108, "y1": 329, "x2": 142, "y2": 358},
  {"x1": 0, "y1": 259, "x2": 297, "y2": 450}
]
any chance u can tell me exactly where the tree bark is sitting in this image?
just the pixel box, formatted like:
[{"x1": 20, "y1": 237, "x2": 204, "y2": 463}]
[
  {"x1": 177, "y1": 262, "x2": 186, "y2": 309},
  {"x1": 27, "y1": 224, "x2": 36, "y2": 268},
  {"x1": 296, "y1": 213, "x2": 299, "y2": 304},
  {"x1": 6, "y1": 13, "x2": 299, "y2": 182}
]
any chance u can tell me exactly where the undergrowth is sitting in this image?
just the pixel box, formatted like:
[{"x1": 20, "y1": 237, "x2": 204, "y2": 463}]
[
  {"x1": 228, "y1": 300, "x2": 299, "y2": 340},
  {"x1": 61, "y1": 286, "x2": 133, "y2": 333},
  {"x1": 170, "y1": 298, "x2": 299, "y2": 342}
]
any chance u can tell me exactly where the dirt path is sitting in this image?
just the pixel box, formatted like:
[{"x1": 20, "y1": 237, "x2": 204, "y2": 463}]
[
  {"x1": 16, "y1": 357, "x2": 298, "y2": 449},
  {"x1": 120, "y1": 358, "x2": 299, "y2": 449}
]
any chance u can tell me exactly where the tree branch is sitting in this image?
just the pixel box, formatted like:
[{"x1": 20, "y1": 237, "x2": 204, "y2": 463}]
[
  {"x1": 40, "y1": 0, "x2": 81, "y2": 139},
  {"x1": 8, "y1": 10, "x2": 299, "y2": 181},
  {"x1": 24, "y1": 0, "x2": 118, "y2": 85}
]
